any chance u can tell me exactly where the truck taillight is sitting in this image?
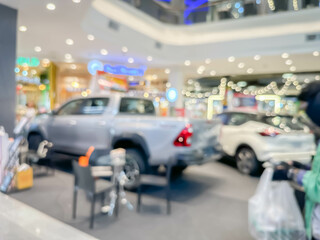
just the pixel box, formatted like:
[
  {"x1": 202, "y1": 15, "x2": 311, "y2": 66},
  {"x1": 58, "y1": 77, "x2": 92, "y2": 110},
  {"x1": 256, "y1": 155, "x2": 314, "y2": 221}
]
[
  {"x1": 259, "y1": 128, "x2": 281, "y2": 137},
  {"x1": 174, "y1": 124, "x2": 193, "y2": 147}
]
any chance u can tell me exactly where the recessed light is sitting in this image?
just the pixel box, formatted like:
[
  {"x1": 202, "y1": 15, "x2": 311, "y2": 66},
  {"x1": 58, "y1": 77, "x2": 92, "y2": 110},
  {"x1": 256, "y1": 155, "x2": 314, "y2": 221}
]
[
  {"x1": 128, "y1": 57, "x2": 134, "y2": 63},
  {"x1": 254, "y1": 55, "x2": 261, "y2": 61},
  {"x1": 87, "y1": 34, "x2": 95, "y2": 41},
  {"x1": 34, "y1": 46, "x2": 42, "y2": 52},
  {"x1": 72, "y1": 0, "x2": 81, "y2": 3},
  {"x1": 184, "y1": 60, "x2": 191, "y2": 66},
  {"x1": 165, "y1": 68, "x2": 170, "y2": 74},
  {"x1": 147, "y1": 56, "x2": 153, "y2": 62},
  {"x1": 205, "y1": 58, "x2": 211, "y2": 64},
  {"x1": 31, "y1": 69, "x2": 37, "y2": 75},
  {"x1": 198, "y1": 65, "x2": 206, "y2": 72},
  {"x1": 100, "y1": 49, "x2": 108, "y2": 55},
  {"x1": 65, "y1": 39, "x2": 74, "y2": 45},
  {"x1": 46, "y1": 3, "x2": 56, "y2": 10},
  {"x1": 290, "y1": 66, "x2": 296, "y2": 72},
  {"x1": 128, "y1": 76, "x2": 134, "y2": 81},
  {"x1": 247, "y1": 68, "x2": 254, "y2": 74},
  {"x1": 19, "y1": 26, "x2": 27, "y2": 32},
  {"x1": 70, "y1": 64, "x2": 77, "y2": 70},
  {"x1": 285, "y1": 59, "x2": 293, "y2": 65},
  {"x1": 315, "y1": 75, "x2": 320, "y2": 81},
  {"x1": 281, "y1": 53, "x2": 289, "y2": 59},
  {"x1": 152, "y1": 74, "x2": 158, "y2": 80},
  {"x1": 313, "y1": 51, "x2": 319, "y2": 57},
  {"x1": 210, "y1": 70, "x2": 216, "y2": 76},
  {"x1": 228, "y1": 56, "x2": 235, "y2": 62},
  {"x1": 122, "y1": 46, "x2": 128, "y2": 53},
  {"x1": 238, "y1": 62, "x2": 245, "y2": 69},
  {"x1": 65, "y1": 53, "x2": 72, "y2": 60}
]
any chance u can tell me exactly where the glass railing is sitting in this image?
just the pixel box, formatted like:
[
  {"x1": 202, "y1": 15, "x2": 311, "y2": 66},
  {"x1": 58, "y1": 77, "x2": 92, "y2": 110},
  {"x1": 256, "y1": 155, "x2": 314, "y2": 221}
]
[{"x1": 121, "y1": 0, "x2": 320, "y2": 25}]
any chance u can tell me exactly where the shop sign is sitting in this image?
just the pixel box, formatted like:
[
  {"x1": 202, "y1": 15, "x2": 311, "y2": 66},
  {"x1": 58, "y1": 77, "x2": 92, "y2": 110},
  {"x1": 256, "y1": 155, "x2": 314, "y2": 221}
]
[
  {"x1": 103, "y1": 64, "x2": 145, "y2": 76},
  {"x1": 16, "y1": 76, "x2": 40, "y2": 85},
  {"x1": 16, "y1": 57, "x2": 40, "y2": 67}
]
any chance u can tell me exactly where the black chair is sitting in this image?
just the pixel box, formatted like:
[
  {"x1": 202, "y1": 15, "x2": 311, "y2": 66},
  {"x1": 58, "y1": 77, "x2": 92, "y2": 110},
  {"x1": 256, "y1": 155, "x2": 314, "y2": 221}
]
[
  {"x1": 72, "y1": 161, "x2": 113, "y2": 229},
  {"x1": 137, "y1": 160, "x2": 174, "y2": 215}
]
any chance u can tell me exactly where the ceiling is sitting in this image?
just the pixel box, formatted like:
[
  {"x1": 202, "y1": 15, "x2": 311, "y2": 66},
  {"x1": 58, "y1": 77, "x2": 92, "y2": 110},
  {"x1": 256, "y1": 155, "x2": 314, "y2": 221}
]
[{"x1": 1, "y1": 0, "x2": 320, "y2": 79}]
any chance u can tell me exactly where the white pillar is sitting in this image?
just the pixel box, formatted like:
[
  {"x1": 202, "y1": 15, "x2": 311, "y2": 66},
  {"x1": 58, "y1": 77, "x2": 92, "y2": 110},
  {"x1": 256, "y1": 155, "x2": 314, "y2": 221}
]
[{"x1": 168, "y1": 68, "x2": 184, "y2": 112}]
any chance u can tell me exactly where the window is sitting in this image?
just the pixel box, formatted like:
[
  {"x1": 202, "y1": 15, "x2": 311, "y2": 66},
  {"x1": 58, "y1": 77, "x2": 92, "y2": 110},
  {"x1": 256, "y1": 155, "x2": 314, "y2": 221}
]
[
  {"x1": 82, "y1": 98, "x2": 109, "y2": 115},
  {"x1": 119, "y1": 98, "x2": 155, "y2": 115},
  {"x1": 262, "y1": 116, "x2": 305, "y2": 131},
  {"x1": 216, "y1": 114, "x2": 229, "y2": 125},
  {"x1": 57, "y1": 100, "x2": 84, "y2": 116},
  {"x1": 228, "y1": 113, "x2": 257, "y2": 126},
  {"x1": 57, "y1": 98, "x2": 109, "y2": 116}
]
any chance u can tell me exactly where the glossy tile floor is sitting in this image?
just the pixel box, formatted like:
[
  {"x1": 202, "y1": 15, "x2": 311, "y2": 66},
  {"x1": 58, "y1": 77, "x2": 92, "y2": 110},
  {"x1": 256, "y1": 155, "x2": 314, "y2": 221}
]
[
  {"x1": 10, "y1": 159, "x2": 258, "y2": 240},
  {"x1": 0, "y1": 193, "x2": 98, "y2": 240}
]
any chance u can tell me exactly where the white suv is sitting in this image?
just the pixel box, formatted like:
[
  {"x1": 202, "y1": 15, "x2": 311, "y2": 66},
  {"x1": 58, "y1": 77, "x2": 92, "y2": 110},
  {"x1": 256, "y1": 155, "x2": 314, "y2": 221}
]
[{"x1": 217, "y1": 112, "x2": 316, "y2": 175}]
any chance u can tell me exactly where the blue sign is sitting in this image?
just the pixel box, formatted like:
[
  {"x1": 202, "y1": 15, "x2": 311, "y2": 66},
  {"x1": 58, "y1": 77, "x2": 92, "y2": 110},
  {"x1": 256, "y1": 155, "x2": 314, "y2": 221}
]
[
  {"x1": 104, "y1": 64, "x2": 145, "y2": 76},
  {"x1": 88, "y1": 60, "x2": 104, "y2": 75},
  {"x1": 166, "y1": 88, "x2": 178, "y2": 103}
]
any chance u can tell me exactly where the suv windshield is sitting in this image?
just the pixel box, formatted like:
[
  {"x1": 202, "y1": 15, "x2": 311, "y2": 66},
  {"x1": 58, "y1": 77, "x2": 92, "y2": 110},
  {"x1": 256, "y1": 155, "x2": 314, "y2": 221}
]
[{"x1": 262, "y1": 116, "x2": 306, "y2": 131}]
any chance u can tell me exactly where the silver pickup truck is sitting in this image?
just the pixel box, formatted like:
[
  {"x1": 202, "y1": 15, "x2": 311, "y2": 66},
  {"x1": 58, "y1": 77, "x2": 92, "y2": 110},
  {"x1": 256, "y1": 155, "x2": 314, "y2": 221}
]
[{"x1": 27, "y1": 94, "x2": 222, "y2": 188}]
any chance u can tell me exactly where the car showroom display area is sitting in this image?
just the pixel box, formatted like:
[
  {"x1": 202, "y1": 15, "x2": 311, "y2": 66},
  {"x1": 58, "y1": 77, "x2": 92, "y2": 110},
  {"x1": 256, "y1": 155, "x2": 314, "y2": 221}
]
[{"x1": 10, "y1": 160, "x2": 258, "y2": 240}]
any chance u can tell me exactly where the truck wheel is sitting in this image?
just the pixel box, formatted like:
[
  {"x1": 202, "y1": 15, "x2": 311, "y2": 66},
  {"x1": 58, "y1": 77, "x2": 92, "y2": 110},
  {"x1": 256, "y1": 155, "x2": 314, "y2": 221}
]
[
  {"x1": 235, "y1": 147, "x2": 260, "y2": 176},
  {"x1": 28, "y1": 133, "x2": 43, "y2": 151},
  {"x1": 124, "y1": 148, "x2": 146, "y2": 190},
  {"x1": 172, "y1": 165, "x2": 187, "y2": 176}
]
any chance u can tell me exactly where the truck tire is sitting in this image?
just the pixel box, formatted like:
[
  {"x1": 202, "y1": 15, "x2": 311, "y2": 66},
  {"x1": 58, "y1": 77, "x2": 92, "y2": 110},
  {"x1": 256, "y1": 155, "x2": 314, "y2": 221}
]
[
  {"x1": 235, "y1": 147, "x2": 260, "y2": 176},
  {"x1": 124, "y1": 148, "x2": 146, "y2": 190},
  {"x1": 28, "y1": 133, "x2": 43, "y2": 151}
]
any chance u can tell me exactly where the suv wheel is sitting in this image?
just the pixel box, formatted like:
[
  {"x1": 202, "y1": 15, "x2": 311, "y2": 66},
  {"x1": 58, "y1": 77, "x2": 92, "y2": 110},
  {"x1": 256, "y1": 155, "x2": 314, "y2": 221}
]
[
  {"x1": 123, "y1": 148, "x2": 146, "y2": 190},
  {"x1": 235, "y1": 147, "x2": 260, "y2": 176}
]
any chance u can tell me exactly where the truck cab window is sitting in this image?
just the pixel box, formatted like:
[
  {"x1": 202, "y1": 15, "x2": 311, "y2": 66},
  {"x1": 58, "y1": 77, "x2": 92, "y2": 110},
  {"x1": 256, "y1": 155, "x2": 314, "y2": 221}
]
[{"x1": 119, "y1": 98, "x2": 155, "y2": 115}]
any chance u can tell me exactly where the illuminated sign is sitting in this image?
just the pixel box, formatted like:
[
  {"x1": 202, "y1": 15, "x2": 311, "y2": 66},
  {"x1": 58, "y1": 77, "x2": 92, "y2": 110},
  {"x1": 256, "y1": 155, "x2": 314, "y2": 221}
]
[
  {"x1": 104, "y1": 64, "x2": 145, "y2": 76},
  {"x1": 88, "y1": 60, "x2": 104, "y2": 75},
  {"x1": 16, "y1": 57, "x2": 40, "y2": 67},
  {"x1": 166, "y1": 88, "x2": 178, "y2": 103}
]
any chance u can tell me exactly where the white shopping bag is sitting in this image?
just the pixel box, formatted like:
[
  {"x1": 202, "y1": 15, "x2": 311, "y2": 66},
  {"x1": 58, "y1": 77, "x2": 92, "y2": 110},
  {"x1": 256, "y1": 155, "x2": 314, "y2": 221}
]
[{"x1": 249, "y1": 168, "x2": 306, "y2": 240}]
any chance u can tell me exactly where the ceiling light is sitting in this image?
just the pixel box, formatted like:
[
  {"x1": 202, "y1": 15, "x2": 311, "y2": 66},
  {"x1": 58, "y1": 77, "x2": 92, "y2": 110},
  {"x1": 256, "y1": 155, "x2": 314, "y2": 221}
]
[
  {"x1": 205, "y1": 58, "x2": 211, "y2": 64},
  {"x1": 281, "y1": 53, "x2": 289, "y2": 59},
  {"x1": 285, "y1": 59, "x2": 293, "y2": 65},
  {"x1": 19, "y1": 26, "x2": 27, "y2": 32},
  {"x1": 70, "y1": 64, "x2": 77, "y2": 70},
  {"x1": 65, "y1": 39, "x2": 74, "y2": 45},
  {"x1": 315, "y1": 75, "x2": 320, "y2": 81},
  {"x1": 184, "y1": 60, "x2": 191, "y2": 66},
  {"x1": 65, "y1": 53, "x2": 72, "y2": 60},
  {"x1": 198, "y1": 65, "x2": 206, "y2": 72},
  {"x1": 46, "y1": 3, "x2": 56, "y2": 10},
  {"x1": 31, "y1": 69, "x2": 37, "y2": 75},
  {"x1": 128, "y1": 76, "x2": 134, "y2": 81},
  {"x1": 41, "y1": 58, "x2": 50, "y2": 67},
  {"x1": 290, "y1": 66, "x2": 296, "y2": 72},
  {"x1": 165, "y1": 68, "x2": 170, "y2": 74},
  {"x1": 34, "y1": 46, "x2": 42, "y2": 52},
  {"x1": 304, "y1": 78, "x2": 310, "y2": 83},
  {"x1": 228, "y1": 56, "x2": 235, "y2": 62},
  {"x1": 152, "y1": 74, "x2": 158, "y2": 80},
  {"x1": 122, "y1": 46, "x2": 128, "y2": 53},
  {"x1": 254, "y1": 55, "x2": 261, "y2": 61},
  {"x1": 147, "y1": 56, "x2": 153, "y2": 62},
  {"x1": 128, "y1": 57, "x2": 134, "y2": 63},
  {"x1": 247, "y1": 68, "x2": 254, "y2": 74},
  {"x1": 100, "y1": 49, "x2": 108, "y2": 55},
  {"x1": 313, "y1": 51, "x2": 319, "y2": 57},
  {"x1": 238, "y1": 62, "x2": 245, "y2": 69},
  {"x1": 72, "y1": 0, "x2": 81, "y2": 3},
  {"x1": 87, "y1": 34, "x2": 95, "y2": 41},
  {"x1": 210, "y1": 70, "x2": 216, "y2": 76}
]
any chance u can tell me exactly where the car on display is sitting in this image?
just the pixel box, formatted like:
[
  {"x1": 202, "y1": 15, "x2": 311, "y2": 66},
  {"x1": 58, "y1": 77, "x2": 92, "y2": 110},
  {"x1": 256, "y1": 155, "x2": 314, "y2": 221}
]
[
  {"x1": 27, "y1": 94, "x2": 222, "y2": 189},
  {"x1": 217, "y1": 111, "x2": 316, "y2": 175}
]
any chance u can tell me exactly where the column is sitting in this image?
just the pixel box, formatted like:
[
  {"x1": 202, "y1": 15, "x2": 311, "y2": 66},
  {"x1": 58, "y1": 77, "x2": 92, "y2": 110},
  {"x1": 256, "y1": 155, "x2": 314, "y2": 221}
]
[
  {"x1": 0, "y1": 4, "x2": 17, "y2": 136},
  {"x1": 168, "y1": 68, "x2": 184, "y2": 116}
]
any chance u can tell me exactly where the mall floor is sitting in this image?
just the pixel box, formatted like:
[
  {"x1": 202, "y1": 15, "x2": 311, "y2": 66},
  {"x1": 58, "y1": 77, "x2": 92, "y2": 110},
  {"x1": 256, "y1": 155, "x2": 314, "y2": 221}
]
[{"x1": 10, "y1": 158, "x2": 258, "y2": 240}]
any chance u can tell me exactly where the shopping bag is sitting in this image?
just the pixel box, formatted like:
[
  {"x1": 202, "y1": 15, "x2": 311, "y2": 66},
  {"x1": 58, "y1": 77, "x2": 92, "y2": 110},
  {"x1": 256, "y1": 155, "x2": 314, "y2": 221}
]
[{"x1": 249, "y1": 168, "x2": 306, "y2": 240}]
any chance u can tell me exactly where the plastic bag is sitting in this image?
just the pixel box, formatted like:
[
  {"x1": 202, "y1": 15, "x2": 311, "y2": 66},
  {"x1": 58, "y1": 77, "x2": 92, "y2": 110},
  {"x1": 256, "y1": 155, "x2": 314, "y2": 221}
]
[{"x1": 249, "y1": 168, "x2": 306, "y2": 240}]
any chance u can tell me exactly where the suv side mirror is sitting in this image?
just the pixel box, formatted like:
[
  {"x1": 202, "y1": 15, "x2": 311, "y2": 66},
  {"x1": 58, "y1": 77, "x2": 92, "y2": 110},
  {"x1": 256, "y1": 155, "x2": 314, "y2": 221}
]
[{"x1": 51, "y1": 109, "x2": 58, "y2": 116}]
